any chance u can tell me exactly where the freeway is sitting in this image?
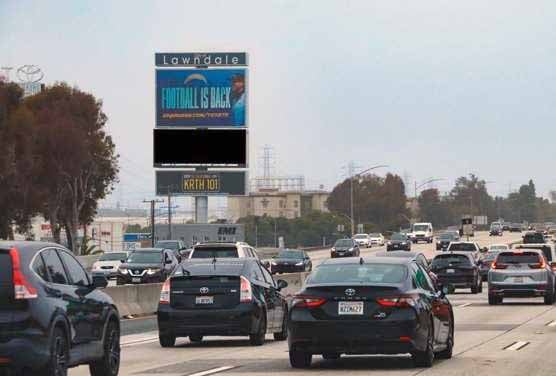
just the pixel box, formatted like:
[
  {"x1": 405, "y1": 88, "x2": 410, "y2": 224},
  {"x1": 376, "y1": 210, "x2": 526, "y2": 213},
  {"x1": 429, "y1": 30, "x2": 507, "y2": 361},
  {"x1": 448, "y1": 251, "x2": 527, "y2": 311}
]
[{"x1": 71, "y1": 231, "x2": 555, "y2": 376}]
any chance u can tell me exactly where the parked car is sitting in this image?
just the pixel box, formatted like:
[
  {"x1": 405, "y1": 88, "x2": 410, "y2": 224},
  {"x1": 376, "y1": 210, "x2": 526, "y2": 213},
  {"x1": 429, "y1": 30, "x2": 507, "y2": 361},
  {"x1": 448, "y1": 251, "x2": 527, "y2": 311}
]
[
  {"x1": 154, "y1": 240, "x2": 188, "y2": 262},
  {"x1": 117, "y1": 248, "x2": 178, "y2": 285},
  {"x1": 488, "y1": 249, "x2": 556, "y2": 305},
  {"x1": 270, "y1": 249, "x2": 312, "y2": 274},
  {"x1": 352, "y1": 233, "x2": 371, "y2": 248},
  {"x1": 91, "y1": 251, "x2": 128, "y2": 279},
  {"x1": 0, "y1": 241, "x2": 120, "y2": 376},
  {"x1": 431, "y1": 252, "x2": 482, "y2": 294},
  {"x1": 436, "y1": 233, "x2": 456, "y2": 251},
  {"x1": 369, "y1": 233, "x2": 385, "y2": 246},
  {"x1": 288, "y1": 256, "x2": 454, "y2": 368},
  {"x1": 330, "y1": 239, "x2": 360, "y2": 258},
  {"x1": 189, "y1": 242, "x2": 260, "y2": 260},
  {"x1": 157, "y1": 258, "x2": 289, "y2": 347},
  {"x1": 386, "y1": 233, "x2": 412, "y2": 251}
]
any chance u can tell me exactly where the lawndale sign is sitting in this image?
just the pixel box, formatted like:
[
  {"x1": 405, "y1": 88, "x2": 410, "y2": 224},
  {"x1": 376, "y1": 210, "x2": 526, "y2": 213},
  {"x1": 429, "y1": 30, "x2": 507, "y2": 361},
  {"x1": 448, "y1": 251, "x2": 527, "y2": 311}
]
[{"x1": 155, "y1": 52, "x2": 247, "y2": 67}]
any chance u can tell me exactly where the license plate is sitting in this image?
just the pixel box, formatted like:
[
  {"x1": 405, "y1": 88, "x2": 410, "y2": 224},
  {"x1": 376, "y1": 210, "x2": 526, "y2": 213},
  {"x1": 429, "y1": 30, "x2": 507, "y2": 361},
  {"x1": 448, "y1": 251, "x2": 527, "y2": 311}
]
[
  {"x1": 513, "y1": 277, "x2": 524, "y2": 283},
  {"x1": 195, "y1": 296, "x2": 214, "y2": 305},
  {"x1": 446, "y1": 269, "x2": 455, "y2": 273},
  {"x1": 132, "y1": 278, "x2": 141, "y2": 283},
  {"x1": 338, "y1": 301, "x2": 364, "y2": 315}
]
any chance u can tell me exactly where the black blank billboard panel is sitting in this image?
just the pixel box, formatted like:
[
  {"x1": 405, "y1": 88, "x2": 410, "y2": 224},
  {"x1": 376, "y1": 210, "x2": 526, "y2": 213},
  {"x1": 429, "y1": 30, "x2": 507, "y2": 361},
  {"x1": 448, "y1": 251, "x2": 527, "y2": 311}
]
[{"x1": 153, "y1": 129, "x2": 247, "y2": 166}]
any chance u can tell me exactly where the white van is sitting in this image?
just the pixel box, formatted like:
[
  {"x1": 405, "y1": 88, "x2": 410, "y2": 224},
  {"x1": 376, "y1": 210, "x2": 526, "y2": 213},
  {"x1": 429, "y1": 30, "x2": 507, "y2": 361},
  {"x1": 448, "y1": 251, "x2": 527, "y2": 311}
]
[{"x1": 410, "y1": 222, "x2": 434, "y2": 243}]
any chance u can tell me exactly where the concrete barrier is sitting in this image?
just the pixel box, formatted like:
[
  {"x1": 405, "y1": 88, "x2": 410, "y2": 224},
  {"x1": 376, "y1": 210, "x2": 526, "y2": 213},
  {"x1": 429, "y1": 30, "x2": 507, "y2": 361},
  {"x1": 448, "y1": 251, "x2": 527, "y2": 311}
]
[{"x1": 104, "y1": 283, "x2": 163, "y2": 317}]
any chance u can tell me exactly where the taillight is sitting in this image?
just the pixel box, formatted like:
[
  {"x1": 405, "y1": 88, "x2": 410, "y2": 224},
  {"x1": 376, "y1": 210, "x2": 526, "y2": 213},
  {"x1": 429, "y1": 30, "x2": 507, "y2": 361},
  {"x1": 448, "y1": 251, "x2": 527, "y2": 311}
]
[
  {"x1": 159, "y1": 278, "x2": 170, "y2": 304},
  {"x1": 240, "y1": 276, "x2": 252, "y2": 303},
  {"x1": 10, "y1": 248, "x2": 37, "y2": 300},
  {"x1": 377, "y1": 295, "x2": 417, "y2": 308},
  {"x1": 291, "y1": 295, "x2": 326, "y2": 308},
  {"x1": 491, "y1": 261, "x2": 507, "y2": 270},
  {"x1": 529, "y1": 258, "x2": 547, "y2": 269}
]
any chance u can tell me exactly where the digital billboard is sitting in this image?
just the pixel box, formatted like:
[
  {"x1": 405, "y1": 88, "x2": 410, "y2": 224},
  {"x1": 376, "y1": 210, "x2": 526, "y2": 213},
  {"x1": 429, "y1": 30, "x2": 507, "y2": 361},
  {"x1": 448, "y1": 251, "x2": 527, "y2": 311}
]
[
  {"x1": 153, "y1": 128, "x2": 247, "y2": 166},
  {"x1": 156, "y1": 69, "x2": 247, "y2": 127},
  {"x1": 156, "y1": 171, "x2": 246, "y2": 196}
]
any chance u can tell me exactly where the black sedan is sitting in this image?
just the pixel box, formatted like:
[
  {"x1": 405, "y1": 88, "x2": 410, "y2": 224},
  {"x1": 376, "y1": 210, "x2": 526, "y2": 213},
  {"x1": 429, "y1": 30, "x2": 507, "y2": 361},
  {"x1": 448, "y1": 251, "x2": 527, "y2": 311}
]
[
  {"x1": 430, "y1": 252, "x2": 482, "y2": 294},
  {"x1": 0, "y1": 241, "x2": 120, "y2": 376},
  {"x1": 330, "y1": 239, "x2": 360, "y2": 258},
  {"x1": 117, "y1": 248, "x2": 178, "y2": 285},
  {"x1": 436, "y1": 233, "x2": 456, "y2": 251},
  {"x1": 271, "y1": 249, "x2": 312, "y2": 274},
  {"x1": 157, "y1": 258, "x2": 289, "y2": 347},
  {"x1": 386, "y1": 233, "x2": 412, "y2": 251},
  {"x1": 288, "y1": 257, "x2": 454, "y2": 368}
]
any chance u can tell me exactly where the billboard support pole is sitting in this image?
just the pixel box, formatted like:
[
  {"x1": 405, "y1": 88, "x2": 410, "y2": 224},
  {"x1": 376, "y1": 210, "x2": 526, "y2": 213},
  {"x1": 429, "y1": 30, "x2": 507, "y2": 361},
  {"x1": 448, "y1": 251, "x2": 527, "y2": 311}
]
[{"x1": 195, "y1": 167, "x2": 209, "y2": 224}]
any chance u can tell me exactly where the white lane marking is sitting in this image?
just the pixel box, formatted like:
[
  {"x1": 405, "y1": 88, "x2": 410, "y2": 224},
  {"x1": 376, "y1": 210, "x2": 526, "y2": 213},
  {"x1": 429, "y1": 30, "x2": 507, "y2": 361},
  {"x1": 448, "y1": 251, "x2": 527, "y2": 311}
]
[
  {"x1": 187, "y1": 366, "x2": 236, "y2": 376},
  {"x1": 547, "y1": 320, "x2": 556, "y2": 327},
  {"x1": 504, "y1": 341, "x2": 529, "y2": 351},
  {"x1": 121, "y1": 331, "x2": 159, "y2": 347},
  {"x1": 458, "y1": 303, "x2": 472, "y2": 308}
]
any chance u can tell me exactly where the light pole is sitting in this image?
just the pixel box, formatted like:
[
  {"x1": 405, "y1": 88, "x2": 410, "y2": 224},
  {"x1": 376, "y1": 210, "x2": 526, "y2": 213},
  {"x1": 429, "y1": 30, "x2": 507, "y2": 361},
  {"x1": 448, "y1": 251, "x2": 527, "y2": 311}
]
[
  {"x1": 349, "y1": 164, "x2": 388, "y2": 236},
  {"x1": 414, "y1": 178, "x2": 445, "y2": 198}
]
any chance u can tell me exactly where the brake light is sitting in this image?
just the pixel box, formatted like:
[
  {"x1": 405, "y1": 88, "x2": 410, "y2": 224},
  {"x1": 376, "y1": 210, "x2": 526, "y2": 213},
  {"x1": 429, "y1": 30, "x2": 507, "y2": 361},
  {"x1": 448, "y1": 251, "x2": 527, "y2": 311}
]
[
  {"x1": 159, "y1": 278, "x2": 170, "y2": 304},
  {"x1": 291, "y1": 295, "x2": 326, "y2": 308},
  {"x1": 240, "y1": 276, "x2": 252, "y2": 303},
  {"x1": 377, "y1": 295, "x2": 417, "y2": 308},
  {"x1": 529, "y1": 257, "x2": 547, "y2": 269},
  {"x1": 10, "y1": 248, "x2": 37, "y2": 300},
  {"x1": 491, "y1": 261, "x2": 507, "y2": 270}
]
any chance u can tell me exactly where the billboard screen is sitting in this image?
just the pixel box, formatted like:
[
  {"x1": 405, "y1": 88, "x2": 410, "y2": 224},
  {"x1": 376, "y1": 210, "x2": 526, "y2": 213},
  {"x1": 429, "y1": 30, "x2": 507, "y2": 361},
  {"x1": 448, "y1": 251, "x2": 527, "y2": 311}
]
[
  {"x1": 156, "y1": 170, "x2": 246, "y2": 196},
  {"x1": 156, "y1": 69, "x2": 247, "y2": 127},
  {"x1": 153, "y1": 129, "x2": 247, "y2": 166}
]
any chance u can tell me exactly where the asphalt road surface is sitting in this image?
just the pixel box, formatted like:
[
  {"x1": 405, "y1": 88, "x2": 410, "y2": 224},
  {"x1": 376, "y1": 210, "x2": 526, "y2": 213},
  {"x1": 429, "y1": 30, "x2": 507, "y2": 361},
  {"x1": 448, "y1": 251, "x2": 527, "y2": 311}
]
[{"x1": 72, "y1": 231, "x2": 556, "y2": 376}]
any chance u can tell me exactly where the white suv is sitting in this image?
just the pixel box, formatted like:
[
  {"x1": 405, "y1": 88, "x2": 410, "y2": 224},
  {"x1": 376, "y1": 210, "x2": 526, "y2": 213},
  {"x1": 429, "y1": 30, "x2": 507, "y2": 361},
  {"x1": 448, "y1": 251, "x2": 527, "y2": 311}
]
[
  {"x1": 352, "y1": 234, "x2": 371, "y2": 248},
  {"x1": 369, "y1": 233, "x2": 385, "y2": 246},
  {"x1": 188, "y1": 242, "x2": 260, "y2": 260}
]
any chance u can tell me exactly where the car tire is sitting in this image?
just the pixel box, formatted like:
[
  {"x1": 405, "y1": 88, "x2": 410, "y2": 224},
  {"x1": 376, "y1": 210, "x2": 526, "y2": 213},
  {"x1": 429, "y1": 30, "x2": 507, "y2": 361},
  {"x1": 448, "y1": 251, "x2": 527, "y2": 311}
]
[
  {"x1": 90, "y1": 320, "x2": 120, "y2": 376},
  {"x1": 273, "y1": 311, "x2": 288, "y2": 341},
  {"x1": 289, "y1": 348, "x2": 312, "y2": 368},
  {"x1": 478, "y1": 280, "x2": 483, "y2": 293},
  {"x1": 159, "y1": 333, "x2": 176, "y2": 348},
  {"x1": 39, "y1": 326, "x2": 68, "y2": 376},
  {"x1": 471, "y1": 283, "x2": 479, "y2": 294},
  {"x1": 412, "y1": 321, "x2": 434, "y2": 368},
  {"x1": 189, "y1": 335, "x2": 203, "y2": 343},
  {"x1": 544, "y1": 291, "x2": 554, "y2": 305},
  {"x1": 322, "y1": 353, "x2": 341, "y2": 360},
  {"x1": 435, "y1": 319, "x2": 453, "y2": 359},
  {"x1": 249, "y1": 314, "x2": 266, "y2": 346},
  {"x1": 488, "y1": 294, "x2": 500, "y2": 305}
]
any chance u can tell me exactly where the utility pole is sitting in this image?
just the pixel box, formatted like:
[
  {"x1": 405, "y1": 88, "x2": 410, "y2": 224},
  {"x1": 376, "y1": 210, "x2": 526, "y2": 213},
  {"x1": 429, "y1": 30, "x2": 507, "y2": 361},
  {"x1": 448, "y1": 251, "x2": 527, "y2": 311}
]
[
  {"x1": 167, "y1": 186, "x2": 172, "y2": 240},
  {"x1": 144, "y1": 199, "x2": 164, "y2": 247},
  {"x1": 349, "y1": 162, "x2": 355, "y2": 237}
]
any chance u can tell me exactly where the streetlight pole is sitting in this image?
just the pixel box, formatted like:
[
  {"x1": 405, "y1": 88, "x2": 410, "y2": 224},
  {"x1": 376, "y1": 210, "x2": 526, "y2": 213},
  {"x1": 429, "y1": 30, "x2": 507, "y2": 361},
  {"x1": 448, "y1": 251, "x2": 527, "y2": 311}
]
[
  {"x1": 348, "y1": 163, "x2": 389, "y2": 236},
  {"x1": 414, "y1": 178, "x2": 445, "y2": 198}
]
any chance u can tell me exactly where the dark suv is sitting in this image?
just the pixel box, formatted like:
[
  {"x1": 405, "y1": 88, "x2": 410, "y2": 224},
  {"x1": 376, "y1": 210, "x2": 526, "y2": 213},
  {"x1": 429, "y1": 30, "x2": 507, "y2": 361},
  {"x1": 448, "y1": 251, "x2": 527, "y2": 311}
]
[
  {"x1": 157, "y1": 258, "x2": 289, "y2": 347},
  {"x1": 0, "y1": 241, "x2": 120, "y2": 376},
  {"x1": 117, "y1": 248, "x2": 178, "y2": 285}
]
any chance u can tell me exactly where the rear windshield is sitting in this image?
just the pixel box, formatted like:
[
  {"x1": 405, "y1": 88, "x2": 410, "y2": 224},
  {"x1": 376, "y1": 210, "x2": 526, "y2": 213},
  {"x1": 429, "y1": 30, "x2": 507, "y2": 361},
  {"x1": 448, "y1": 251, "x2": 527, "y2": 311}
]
[
  {"x1": 127, "y1": 251, "x2": 162, "y2": 264},
  {"x1": 391, "y1": 233, "x2": 407, "y2": 241},
  {"x1": 191, "y1": 247, "x2": 239, "y2": 259},
  {"x1": 334, "y1": 240, "x2": 353, "y2": 247},
  {"x1": 155, "y1": 241, "x2": 179, "y2": 250},
  {"x1": 523, "y1": 234, "x2": 545, "y2": 244},
  {"x1": 439, "y1": 233, "x2": 454, "y2": 240},
  {"x1": 497, "y1": 252, "x2": 541, "y2": 264},
  {"x1": 413, "y1": 225, "x2": 429, "y2": 232},
  {"x1": 353, "y1": 235, "x2": 367, "y2": 239},
  {"x1": 483, "y1": 252, "x2": 499, "y2": 261},
  {"x1": 448, "y1": 243, "x2": 476, "y2": 252},
  {"x1": 369, "y1": 233, "x2": 381, "y2": 237},
  {"x1": 515, "y1": 246, "x2": 552, "y2": 261},
  {"x1": 277, "y1": 250, "x2": 303, "y2": 259},
  {"x1": 0, "y1": 251, "x2": 13, "y2": 300},
  {"x1": 489, "y1": 245, "x2": 508, "y2": 251},
  {"x1": 99, "y1": 253, "x2": 127, "y2": 261},
  {"x1": 307, "y1": 263, "x2": 407, "y2": 284},
  {"x1": 432, "y1": 254, "x2": 471, "y2": 267}
]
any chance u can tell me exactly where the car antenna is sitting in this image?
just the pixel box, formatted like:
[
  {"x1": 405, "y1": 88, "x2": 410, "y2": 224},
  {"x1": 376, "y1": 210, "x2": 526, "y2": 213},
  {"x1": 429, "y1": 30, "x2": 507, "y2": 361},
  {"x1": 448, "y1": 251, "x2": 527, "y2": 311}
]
[
  {"x1": 359, "y1": 257, "x2": 364, "y2": 265},
  {"x1": 212, "y1": 255, "x2": 217, "y2": 270}
]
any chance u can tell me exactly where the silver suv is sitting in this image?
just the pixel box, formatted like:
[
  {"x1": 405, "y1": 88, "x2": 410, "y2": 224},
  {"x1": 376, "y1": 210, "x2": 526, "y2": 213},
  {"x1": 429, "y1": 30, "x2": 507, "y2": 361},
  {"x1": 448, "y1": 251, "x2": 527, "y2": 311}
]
[
  {"x1": 488, "y1": 249, "x2": 556, "y2": 305},
  {"x1": 188, "y1": 242, "x2": 260, "y2": 260}
]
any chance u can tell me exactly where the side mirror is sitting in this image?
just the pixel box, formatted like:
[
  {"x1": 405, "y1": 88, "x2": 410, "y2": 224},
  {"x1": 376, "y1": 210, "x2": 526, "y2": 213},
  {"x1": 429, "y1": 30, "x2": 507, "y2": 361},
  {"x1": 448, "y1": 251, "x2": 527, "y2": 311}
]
[
  {"x1": 550, "y1": 262, "x2": 556, "y2": 272},
  {"x1": 276, "y1": 279, "x2": 288, "y2": 291},
  {"x1": 481, "y1": 247, "x2": 488, "y2": 253},
  {"x1": 92, "y1": 274, "x2": 108, "y2": 289},
  {"x1": 165, "y1": 258, "x2": 173, "y2": 264},
  {"x1": 262, "y1": 261, "x2": 270, "y2": 269}
]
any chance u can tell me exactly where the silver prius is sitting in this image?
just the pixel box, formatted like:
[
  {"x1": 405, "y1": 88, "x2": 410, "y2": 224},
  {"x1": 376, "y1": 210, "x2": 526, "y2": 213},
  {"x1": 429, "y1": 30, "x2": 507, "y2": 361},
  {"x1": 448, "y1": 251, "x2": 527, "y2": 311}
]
[{"x1": 488, "y1": 249, "x2": 556, "y2": 305}]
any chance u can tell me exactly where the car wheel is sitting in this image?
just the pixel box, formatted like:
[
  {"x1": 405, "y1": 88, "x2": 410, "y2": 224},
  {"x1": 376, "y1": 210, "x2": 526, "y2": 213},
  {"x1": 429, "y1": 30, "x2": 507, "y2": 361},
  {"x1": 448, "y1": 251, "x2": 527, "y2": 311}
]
[
  {"x1": 289, "y1": 348, "x2": 312, "y2": 368},
  {"x1": 40, "y1": 327, "x2": 68, "y2": 376},
  {"x1": 412, "y1": 321, "x2": 434, "y2": 367},
  {"x1": 436, "y1": 319, "x2": 453, "y2": 359},
  {"x1": 189, "y1": 335, "x2": 203, "y2": 343},
  {"x1": 544, "y1": 291, "x2": 554, "y2": 305},
  {"x1": 322, "y1": 353, "x2": 341, "y2": 360},
  {"x1": 273, "y1": 310, "x2": 288, "y2": 341},
  {"x1": 249, "y1": 314, "x2": 266, "y2": 346},
  {"x1": 471, "y1": 283, "x2": 479, "y2": 294},
  {"x1": 488, "y1": 294, "x2": 499, "y2": 305},
  {"x1": 478, "y1": 280, "x2": 483, "y2": 293},
  {"x1": 90, "y1": 320, "x2": 120, "y2": 376},
  {"x1": 159, "y1": 333, "x2": 176, "y2": 348}
]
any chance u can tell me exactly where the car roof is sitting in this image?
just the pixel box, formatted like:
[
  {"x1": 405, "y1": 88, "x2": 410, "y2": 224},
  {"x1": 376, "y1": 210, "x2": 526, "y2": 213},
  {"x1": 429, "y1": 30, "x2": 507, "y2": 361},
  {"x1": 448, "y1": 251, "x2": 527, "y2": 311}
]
[
  {"x1": 133, "y1": 248, "x2": 164, "y2": 252},
  {"x1": 176, "y1": 257, "x2": 253, "y2": 275},
  {"x1": 433, "y1": 251, "x2": 474, "y2": 259},
  {"x1": 193, "y1": 242, "x2": 240, "y2": 248},
  {"x1": 321, "y1": 256, "x2": 412, "y2": 266},
  {"x1": 374, "y1": 251, "x2": 423, "y2": 259}
]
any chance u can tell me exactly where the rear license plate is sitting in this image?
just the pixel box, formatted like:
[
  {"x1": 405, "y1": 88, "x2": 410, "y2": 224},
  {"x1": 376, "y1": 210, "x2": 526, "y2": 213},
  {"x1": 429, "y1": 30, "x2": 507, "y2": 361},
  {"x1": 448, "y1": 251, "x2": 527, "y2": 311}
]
[
  {"x1": 446, "y1": 269, "x2": 455, "y2": 273},
  {"x1": 338, "y1": 301, "x2": 364, "y2": 315},
  {"x1": 513, "y1": 277, "x2": 524, "y2": 283},
  {"x1": 132, "y1": 278, "x2": 141, "y2": 283},
  {"x1": 195, "y1": 296, "x2": 214, "y2": 305}
]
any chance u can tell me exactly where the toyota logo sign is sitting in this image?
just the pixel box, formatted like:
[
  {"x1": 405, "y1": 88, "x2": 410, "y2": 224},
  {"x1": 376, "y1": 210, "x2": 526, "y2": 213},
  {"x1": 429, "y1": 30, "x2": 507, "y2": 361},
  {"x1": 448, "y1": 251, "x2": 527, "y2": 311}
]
[
  {"x1": 199, "y1": 287, "x2": 210, "y2": 294},
  {"x1": 16, "y1": 65, "x2": 44, "y2": 83},
  {"x1": 344, "y1": 288, "x2": 356, "y2": 297}
]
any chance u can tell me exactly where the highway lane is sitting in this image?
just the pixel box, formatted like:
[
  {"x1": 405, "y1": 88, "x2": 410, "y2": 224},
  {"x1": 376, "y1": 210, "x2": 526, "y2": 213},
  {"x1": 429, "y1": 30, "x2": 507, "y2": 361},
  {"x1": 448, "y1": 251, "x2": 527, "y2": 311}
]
[{"x1": 71, "y1": 231, "x2": 538, "y2": 375}]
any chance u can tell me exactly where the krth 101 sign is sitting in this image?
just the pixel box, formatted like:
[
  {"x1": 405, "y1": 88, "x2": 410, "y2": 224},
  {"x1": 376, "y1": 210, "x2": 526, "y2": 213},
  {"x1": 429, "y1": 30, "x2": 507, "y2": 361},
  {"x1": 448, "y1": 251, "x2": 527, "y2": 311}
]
[{"x1": 183, "y1": 174, "x2": 220, "y2": 193}]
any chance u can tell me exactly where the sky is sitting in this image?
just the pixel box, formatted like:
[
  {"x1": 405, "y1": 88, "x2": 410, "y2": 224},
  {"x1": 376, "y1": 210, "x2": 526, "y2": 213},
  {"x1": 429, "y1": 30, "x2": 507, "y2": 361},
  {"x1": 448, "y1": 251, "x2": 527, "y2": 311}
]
[{"x1": 2, "y1": 0, "x2": 556, "y2": 213}]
